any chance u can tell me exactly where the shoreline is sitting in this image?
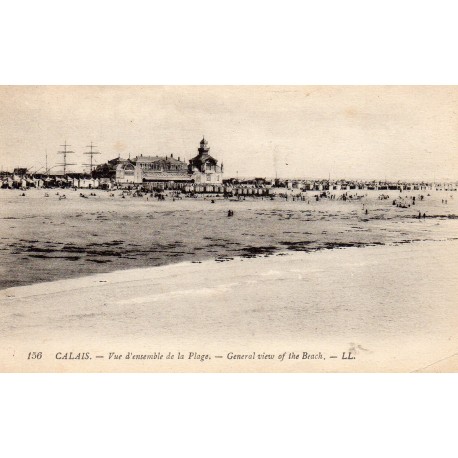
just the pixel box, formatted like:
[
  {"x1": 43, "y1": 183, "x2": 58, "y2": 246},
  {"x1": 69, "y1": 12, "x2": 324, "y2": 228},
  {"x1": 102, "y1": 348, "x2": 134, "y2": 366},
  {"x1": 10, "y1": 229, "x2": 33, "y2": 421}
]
[
  {"x1": 1, "y1": 237, "x2": 456, "y2": 296},
  {"x1": 2, "y1": 186, "x2": 457, "y2": 289}
]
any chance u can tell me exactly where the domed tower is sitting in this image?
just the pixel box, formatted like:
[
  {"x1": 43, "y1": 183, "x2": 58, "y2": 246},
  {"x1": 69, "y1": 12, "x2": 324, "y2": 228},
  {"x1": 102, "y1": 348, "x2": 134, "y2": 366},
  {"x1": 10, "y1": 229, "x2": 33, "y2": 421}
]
[
  {"x1": 188, "y1": 136, "x2": 223, "y2": 184},
  {"x1": 198, "y1": 136, "x2": 210, "y2": 155}
]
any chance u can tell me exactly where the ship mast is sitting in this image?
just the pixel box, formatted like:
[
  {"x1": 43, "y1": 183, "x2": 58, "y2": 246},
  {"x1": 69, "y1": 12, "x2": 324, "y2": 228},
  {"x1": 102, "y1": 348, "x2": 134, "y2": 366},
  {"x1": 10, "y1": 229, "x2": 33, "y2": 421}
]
[
  {"x1": 83, "y1": 141, "x2": 100, "y2": 174},
  {"x1": 57, "y1": 141, "x2": 76, "y2": 176}
]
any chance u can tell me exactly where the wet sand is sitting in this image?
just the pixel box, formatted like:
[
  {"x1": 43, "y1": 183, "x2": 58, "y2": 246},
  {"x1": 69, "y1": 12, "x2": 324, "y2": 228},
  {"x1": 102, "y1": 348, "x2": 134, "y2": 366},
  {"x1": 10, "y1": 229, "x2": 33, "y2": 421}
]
[
  {"x1": 0, "y1": 239, "x2": 457, "y2": 372},
  {"x1": 1, "y1": 187, "x2": 457, "y2": 289}
]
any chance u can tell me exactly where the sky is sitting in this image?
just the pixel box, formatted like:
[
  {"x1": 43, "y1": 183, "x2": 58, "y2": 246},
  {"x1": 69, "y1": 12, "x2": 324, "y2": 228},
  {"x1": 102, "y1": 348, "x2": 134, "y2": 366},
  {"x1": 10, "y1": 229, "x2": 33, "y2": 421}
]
[{"x1": 0, "y1": 86, "x2": 456, "y2": 180}]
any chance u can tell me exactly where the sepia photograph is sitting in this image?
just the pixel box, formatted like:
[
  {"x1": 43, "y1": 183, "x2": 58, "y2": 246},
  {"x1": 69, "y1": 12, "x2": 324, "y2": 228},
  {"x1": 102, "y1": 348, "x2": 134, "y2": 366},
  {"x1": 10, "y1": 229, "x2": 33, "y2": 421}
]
[
  {"x1": 0, "y1": 85, "x2": 457, "y2": 372},
  {"x1": 2, "y1": 2, "x2": 458, "y2": 457}
]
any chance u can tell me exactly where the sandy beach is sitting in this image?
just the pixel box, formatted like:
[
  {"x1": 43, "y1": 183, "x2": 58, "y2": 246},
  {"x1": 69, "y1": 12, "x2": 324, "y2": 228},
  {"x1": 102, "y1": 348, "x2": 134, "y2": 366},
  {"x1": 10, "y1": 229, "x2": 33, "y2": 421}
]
[{"x1": 1, "y1": 237, "x2": 457, "y2": 372}]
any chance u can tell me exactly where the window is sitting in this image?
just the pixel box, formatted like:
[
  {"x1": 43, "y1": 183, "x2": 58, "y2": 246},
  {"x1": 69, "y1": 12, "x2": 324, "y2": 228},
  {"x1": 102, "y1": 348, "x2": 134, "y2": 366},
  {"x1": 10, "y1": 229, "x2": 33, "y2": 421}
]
[{"x1": 206, "y1": 174, "x2": 211, "y2": 182}]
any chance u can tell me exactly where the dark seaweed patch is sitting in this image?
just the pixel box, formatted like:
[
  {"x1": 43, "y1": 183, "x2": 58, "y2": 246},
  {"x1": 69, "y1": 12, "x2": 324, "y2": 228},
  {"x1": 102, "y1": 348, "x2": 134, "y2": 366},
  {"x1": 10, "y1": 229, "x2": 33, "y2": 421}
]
[
  {"x1": 279, "y1": 240, "x2": 314, "y2": 251},
  {"x1": 323, "y1": 241, "x2": 366, "y2": 249},
  {"x1": 238, "y1": 246, "x2": 277, "y2": 257},
  {"x1": 28, "y1": 254, "x2": 81, "y2": 261}
]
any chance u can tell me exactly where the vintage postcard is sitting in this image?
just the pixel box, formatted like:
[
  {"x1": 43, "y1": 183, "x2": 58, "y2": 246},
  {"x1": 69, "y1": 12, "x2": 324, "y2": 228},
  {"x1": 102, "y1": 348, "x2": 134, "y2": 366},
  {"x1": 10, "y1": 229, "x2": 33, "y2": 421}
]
[{"x1": 0, "y1": 85, "x2": 457, "y2": 372}]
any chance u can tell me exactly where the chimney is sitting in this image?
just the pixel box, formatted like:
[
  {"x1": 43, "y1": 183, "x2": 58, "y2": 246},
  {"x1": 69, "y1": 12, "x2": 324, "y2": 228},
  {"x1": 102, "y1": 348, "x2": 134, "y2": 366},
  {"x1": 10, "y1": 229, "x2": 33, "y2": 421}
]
[
  {"x1": 171, "y1": 153, "x2": 173, "y2": 158},
  {"x1": 178, "y1": 156, "x2": 180, "y2": 161}
]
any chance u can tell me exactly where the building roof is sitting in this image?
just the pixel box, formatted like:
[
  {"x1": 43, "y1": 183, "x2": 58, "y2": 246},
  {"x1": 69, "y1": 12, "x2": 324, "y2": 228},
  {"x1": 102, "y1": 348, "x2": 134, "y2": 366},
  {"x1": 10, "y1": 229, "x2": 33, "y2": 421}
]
[
  {"x1": 189, "y1": 153, "x2": 218, "y2": 166},
  {"x1": 107, "y1": 157, "x2": 128, "y2": 165},
  {"x1": 133, "y1": 155, "x2": 186, "y2": 166},
  {"x1": 116, "y1": 162, "x2": 135, "y2": 171}
]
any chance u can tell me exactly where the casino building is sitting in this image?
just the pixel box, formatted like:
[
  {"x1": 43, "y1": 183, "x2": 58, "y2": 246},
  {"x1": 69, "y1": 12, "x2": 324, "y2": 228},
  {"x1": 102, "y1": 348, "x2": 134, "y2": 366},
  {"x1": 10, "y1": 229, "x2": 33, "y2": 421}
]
[
  {"x1": 115, "y1": 137, "x2": 224, "y2": 187},
  {"x1": 116, "y1": 154, "x2": 190, "y2": 186}
]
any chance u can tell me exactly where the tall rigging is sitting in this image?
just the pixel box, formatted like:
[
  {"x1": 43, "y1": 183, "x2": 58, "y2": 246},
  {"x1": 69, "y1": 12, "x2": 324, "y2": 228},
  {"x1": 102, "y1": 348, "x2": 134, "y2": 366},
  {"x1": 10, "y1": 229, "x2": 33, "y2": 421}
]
[
  {"x1": 83, "y1": 141, "x2": 100, "y2": 174},
  {"x1": 57, "y1": 141, "x2": 76, "y2": 175}
]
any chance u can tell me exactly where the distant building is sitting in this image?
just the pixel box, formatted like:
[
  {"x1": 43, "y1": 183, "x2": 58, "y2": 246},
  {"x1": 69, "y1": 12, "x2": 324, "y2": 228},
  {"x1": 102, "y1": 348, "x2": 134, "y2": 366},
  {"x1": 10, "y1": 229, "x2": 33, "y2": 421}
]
[
  {"x1": 94, "y1": 157, "x2": 127, "y2": 179},
  {"x1": 134, "y1": 154, "x2": 190, "y2": 183},
  {"x1": 114, "y1": 137, "x2": 223, "y2": 186},
  {"x1": 116, "y1": 160, "x2": 141, "y2": 184},
  {"x1": 115, "y1": 153, "x2": 190, "y2": 186},
  {"x1": 188, "y1": 137, "x2": 223, "y2": 184}
]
